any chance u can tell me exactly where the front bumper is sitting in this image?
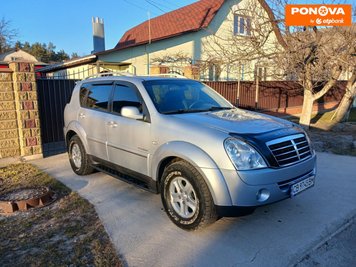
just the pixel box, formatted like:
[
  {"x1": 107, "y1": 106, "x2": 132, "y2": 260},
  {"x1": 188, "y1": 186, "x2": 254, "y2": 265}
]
[{"x1": 219, "y1": 154, "x2": 317, "y2": 208}]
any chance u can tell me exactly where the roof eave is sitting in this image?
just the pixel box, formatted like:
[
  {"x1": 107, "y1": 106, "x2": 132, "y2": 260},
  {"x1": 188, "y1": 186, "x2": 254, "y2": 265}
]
[
  {"x1": 37, "y1": 55, "x2": 97, "y2": 73},
  {"x1": 97, "y1": 28, "x2": 203, "y2": 56}
]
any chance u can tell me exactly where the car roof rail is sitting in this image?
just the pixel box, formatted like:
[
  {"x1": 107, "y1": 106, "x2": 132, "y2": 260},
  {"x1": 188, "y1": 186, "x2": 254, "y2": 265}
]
[
  {"x1": 144, "y1": 73, "x2": 188, "y2": 79},
  {"x1": 82, "y1": 72, "x2": 188, "y2": 81},
  {"x1": 82, "y1": 71, "x2": 136, "y2": 80}
]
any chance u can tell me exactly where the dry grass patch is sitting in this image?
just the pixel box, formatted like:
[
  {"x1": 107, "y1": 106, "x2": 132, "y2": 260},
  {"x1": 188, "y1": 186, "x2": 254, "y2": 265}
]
[
  {"x1": 311, "y1": 108, "x2": 356, "y2": 124},
  {"x1": 0, "y1": 163, "x2": 122, "y2": 267}
]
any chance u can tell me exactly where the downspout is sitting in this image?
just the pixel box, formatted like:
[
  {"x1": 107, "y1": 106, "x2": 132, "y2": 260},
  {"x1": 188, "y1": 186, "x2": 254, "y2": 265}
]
[{"x1": 146, "y1": 46, "x2": 150, "y2": 75}]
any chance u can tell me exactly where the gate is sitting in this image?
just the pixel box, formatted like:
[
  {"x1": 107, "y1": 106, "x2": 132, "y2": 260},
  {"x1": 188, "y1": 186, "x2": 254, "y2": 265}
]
[{"x1": 36, "y1": 78, "x2": 78, "y2": 157}]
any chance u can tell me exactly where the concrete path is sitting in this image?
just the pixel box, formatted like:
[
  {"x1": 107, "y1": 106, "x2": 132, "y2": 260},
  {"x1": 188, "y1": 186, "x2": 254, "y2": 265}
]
[{"x1": 33, "y1": 153, "x2": 356, "y2": 267}]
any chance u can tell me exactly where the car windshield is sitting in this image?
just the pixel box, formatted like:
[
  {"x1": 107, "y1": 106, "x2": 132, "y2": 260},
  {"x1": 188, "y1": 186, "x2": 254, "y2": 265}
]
[{"x1": 143, "y1": 79, "x2": 233, "y2": 114}]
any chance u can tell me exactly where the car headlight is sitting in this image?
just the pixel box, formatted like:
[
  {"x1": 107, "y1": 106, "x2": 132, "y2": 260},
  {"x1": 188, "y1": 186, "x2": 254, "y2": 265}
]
[{"x1": 224, "y1": 138, "x2": 267, "y2": 170}]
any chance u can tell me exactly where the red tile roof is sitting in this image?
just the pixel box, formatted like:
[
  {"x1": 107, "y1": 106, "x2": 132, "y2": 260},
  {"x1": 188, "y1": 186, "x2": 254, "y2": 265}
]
[{"x1": 116, "y1": 0, "x2": 225, "y2": 49}]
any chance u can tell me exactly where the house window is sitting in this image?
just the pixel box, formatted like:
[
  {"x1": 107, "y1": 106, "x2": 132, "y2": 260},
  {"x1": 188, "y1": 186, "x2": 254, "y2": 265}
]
[
  {"x1": 209, "y1": 65, "x2": 216, "y2": 81},
  {"x1": 11, "y1": 56, "x2": 23, "y2": 61},
  {"x1": 234, "y1": 14, "x2": 251, "y2": 36},
  {"x1": 255, "y1": 66, "x2": 267, "y2": 81},
  {"x1": 208, "y1": 65, "x2": 221, "y2": 81}
]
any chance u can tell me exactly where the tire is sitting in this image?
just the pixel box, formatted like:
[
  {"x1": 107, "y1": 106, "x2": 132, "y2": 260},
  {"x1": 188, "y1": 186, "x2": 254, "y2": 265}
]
[
  {"x1": 68, "y1": 135, "x2": 94, "y2": 175},
  {"x1": 161, "y1": 160, "x2": 217, "y2": 230}
]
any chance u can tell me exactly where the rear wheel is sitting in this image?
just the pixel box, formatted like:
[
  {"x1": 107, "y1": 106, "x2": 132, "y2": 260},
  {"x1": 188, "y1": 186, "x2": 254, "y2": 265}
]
[
  {"x1": 161, "y1": 160, "x2": 217, "y2": 230},
  {"x1": 68, "y1": 135, "x2": 94, "y2": 175}
]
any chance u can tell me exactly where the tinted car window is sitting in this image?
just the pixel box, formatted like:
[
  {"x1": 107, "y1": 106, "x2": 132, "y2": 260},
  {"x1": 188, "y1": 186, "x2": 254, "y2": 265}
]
[
  {"x1": 79, "y1": 85, "x2": 90, "y2": 106},
  {"x1": 112, "y1": 84, "x2": 142, "y2": 114},
  {"x1": 83, "y1": 84, "x2": 112, "y2": 111},
  {"x1": 143, "y1": 80, "x2": 232, "y2": 114}
]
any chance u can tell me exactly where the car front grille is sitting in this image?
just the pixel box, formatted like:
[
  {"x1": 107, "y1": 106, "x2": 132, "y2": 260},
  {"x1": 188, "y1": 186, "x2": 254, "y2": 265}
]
[{"x1": 267, "y1": 134, "x2": 312, "y2": 167}]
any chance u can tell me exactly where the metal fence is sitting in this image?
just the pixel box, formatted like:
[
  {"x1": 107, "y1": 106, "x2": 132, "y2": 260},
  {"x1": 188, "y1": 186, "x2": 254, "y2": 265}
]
[
  {"x1": 38, "y1": 65, "x2": 98, "y2": 80},
  {"x1": 36, "y1": 78, "x2": 79, "y2": 156},
  {"x1": 204, "y1": 81, "x2": 346, "y2": 112}
]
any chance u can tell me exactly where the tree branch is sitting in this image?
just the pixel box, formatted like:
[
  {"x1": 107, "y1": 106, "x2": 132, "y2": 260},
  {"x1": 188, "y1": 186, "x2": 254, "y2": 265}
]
[{"x1": 313, "y1": 65, "x2": 343, "y2": 100}]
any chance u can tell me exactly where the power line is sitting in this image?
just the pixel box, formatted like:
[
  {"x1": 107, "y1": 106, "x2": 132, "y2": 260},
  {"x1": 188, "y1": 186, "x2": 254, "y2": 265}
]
[
  {"x1": 145, "y1": 0, "x2": 167, "y2": 13},
  {"x1": 152, "y1": 0, "x2": 183, "y2": 9},
  {"x1": 122, "y1": 0, "x2": 196, "y2": 20},
  {"x1": 147, "y1": 0, "x2": 187, "y2": 11},
  {"x1": 122, "y1": 0, "x2": 160, "y2": 16}
]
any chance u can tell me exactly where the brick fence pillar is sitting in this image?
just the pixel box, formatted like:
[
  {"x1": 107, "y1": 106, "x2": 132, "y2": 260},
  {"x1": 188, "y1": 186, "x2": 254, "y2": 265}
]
[
  {"x1": 8, "y1": 62, "x2": 42, "y2": 159},
  {"x1": 0, "y1": 69, "x2": 21, "y2": 158}
]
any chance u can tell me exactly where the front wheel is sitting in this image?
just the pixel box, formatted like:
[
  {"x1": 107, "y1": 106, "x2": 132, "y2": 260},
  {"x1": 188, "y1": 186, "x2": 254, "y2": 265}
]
[
  {"x1": 161, "y1": 160, "x2": 217, "y2": 230},
  {"x1": 68, "y1": 135, "x2": 94, "y2": 175}
]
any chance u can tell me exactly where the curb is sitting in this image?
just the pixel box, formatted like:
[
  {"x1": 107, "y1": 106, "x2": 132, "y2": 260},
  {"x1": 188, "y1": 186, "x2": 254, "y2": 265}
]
[
  {"x1": 289, "y1": 210, "x2": 356, "y2": 267},
  {"x1": 0, "y1": 157, "x2": 22, "y2": 168},
  {"x1": 0, "y1": 154, "x2": 43, "y2": 168}
]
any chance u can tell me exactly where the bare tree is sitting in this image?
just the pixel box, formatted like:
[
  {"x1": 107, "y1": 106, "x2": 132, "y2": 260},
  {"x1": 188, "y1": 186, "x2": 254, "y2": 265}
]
[
  {"x1": 327, "y1": 25, "x2": 356, "y2": 124},
  {"x1": 0, "y1": 17, "x2": 17, "y2": 54},
  {"x1": 202, "y1": 0, "x2": 355, "y2": 127},
  {"x1": 151, "y1": 51, "x2": 192, "y2": 65},
  {"x1": 333, "y1": 68, "x2": 356, "y2": 121},
  {"x1": 151, "y1": 51, "x2": 192, "y2": 74},
  {"x1": 202, "y1": 0, "x2": 286, "y2": 81},
  {"x1": 282, "y1": 26, "x2": 351, "y2": 127}
]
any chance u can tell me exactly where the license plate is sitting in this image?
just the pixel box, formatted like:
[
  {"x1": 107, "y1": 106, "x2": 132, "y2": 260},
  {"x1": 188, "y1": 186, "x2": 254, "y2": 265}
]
[{"x1": 291, "y1": 176, "x2": 315, "y2": 197}]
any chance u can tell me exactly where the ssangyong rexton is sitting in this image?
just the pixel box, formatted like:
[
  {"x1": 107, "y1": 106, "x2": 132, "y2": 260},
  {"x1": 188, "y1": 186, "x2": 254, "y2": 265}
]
[{"x1": 64, "y1": 75, "x2": 316, "y2": 230}]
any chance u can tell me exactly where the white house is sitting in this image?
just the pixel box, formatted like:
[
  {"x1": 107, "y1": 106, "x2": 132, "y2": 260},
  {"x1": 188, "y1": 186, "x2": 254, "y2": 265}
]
[{"x1": 96, "y1": 0, "x2": 285, "y2": 81}]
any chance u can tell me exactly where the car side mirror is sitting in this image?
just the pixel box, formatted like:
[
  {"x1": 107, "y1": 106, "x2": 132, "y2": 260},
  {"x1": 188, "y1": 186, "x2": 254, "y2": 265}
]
[{"x1": 121, "y1": 106, "x2": 144, "y2": 120}]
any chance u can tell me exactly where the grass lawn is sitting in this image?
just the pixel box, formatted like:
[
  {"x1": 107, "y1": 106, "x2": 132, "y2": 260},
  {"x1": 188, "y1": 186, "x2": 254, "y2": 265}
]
[
  {"x1": 346, "y1": 108, "x2": 356, "y2": 121},
  {"x1": 0, "y1": 163, "x2": 122, "y2": 266},
  {"x1": 311, "y1": 108, "x2": 356, "y2": 124},
  {"x1": 285, "y1": 108, "x2": 356, "y2": 124}
]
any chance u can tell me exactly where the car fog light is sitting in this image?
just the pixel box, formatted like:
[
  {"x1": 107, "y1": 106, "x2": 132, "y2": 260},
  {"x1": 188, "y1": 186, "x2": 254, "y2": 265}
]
[{"x1": 257, "y1": 189, "x2": 270, "y2": 202}]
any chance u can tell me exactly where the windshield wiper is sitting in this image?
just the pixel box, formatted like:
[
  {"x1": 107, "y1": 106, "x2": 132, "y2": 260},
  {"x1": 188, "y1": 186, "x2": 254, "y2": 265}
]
[
  {"x1": 207, "y1": 106, "x2": 234, "y2": 111},
  {"x1": 162, "y1": 109, "x2": 199, "y2": 115},
  {"x1": 161, "y1": 107, "x2": 234, "y2": 115},
  {"x1": 191, "y1": 106, "x2": 234, "y2": 113}
]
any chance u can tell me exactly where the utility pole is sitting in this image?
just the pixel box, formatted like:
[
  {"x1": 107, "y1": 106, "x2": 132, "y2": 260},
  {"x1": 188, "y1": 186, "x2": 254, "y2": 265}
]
[{"x1": 146, "y1": 11, "x2": 151, "y2": 75}]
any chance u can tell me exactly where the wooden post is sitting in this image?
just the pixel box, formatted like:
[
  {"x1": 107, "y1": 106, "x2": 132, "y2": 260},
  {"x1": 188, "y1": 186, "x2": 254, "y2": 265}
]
[
  {"x1": 96, "y1": 61, "x2": 100, "y2": 74},
  {"x1": 255, "y1": 75, "x2": 259, "y2": 110},
  {"x1": 237, "y1": 79, "x2": 240, "y2": 107}
]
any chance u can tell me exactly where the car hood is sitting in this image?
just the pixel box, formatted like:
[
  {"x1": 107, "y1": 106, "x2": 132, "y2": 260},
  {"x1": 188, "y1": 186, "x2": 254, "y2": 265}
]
[{"x1": 172, "y1": 108, "x2": 294, "y2": 134}]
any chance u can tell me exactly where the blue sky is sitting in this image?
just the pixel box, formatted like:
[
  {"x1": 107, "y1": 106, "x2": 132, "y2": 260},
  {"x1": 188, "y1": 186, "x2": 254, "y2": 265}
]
[
  {"x1": 1, "y1": 0, "x2": 196, "y2": 56},
  {"x1": 1, "y1": 0, "x2": 354, "y2": 56}
]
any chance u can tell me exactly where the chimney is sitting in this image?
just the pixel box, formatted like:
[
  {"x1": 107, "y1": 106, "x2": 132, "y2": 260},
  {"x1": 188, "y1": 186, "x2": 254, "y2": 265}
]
[{"x1": 92, "y1": 17, "x2": 105, "y2": 53}]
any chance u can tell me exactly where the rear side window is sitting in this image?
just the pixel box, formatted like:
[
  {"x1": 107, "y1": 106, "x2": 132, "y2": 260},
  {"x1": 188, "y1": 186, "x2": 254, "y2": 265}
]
[
  {"x1": 81, "y1": 84, "x2": 112, "y2": 111},
  {"x1": 79, "y1": 85, "x2": 89, "y2": 106}
]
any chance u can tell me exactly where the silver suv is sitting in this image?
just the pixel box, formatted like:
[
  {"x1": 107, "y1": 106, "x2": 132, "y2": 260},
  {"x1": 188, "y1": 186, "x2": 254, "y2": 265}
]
[{"x1": 64, "y1": 74, "x2": 316, "y2": 230}]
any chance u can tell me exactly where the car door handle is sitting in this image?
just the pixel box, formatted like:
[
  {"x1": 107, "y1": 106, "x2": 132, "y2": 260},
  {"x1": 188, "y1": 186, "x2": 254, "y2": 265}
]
[
  {"x1": 107, "y1": 121, "x2": 118, "y2": 128},
  {"x1": 79, "y1": 112, "x2": 86, "y2": 119}
]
